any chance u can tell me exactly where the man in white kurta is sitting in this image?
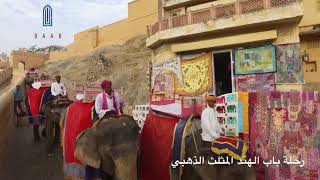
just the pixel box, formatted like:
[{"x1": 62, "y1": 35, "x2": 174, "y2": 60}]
[
  {"x1": 51, "y1": 75, "x2": 67, "y2": 97},
  {"x1": 95, "y1": 80, "x2": 122, "y2": 119},
  {"x1": 201, "y1": 95, "x2": 223, "y2": 142}
]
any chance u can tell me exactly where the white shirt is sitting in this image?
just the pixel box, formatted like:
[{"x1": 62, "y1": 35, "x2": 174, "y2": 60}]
[
  {"x1": 95, "y1": 92, "x2": 121, "y2": 119},
  {"x1": 51, "y1": 82, "x2": 67, "y2": 96},
  {"x1": 201, "y1": 106, "x2": 222, "y2": 142}
]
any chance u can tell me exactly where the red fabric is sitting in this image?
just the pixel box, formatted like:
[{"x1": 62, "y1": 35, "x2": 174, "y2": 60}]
[
  {"x1": 101, "y1": 80, "x2": 112, "y2": 88},
  {"x1": 28, "y1": 87, "x2": 49, "y2": 116},
  {"x1": 140, "y1": 112, "x2": 180, "y2": 180},
  {"x1": 215, "y1": 136, "x2": 239, "y2": 147},
  {"x1": 64, "y1": 102, "x2": 95, "y2": 164}
]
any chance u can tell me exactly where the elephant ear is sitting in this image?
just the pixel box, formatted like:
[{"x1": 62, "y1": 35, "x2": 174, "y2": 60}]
[{"x1": 74, "y1": 128, "x2": 101, "y2": 169}]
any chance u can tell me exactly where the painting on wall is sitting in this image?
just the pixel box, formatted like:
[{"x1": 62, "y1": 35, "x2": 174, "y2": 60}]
[
  {"x1": 234, "y1": 45, "x2": 276, "y2": 75},
  {"x1": 276, "y1": 43, "x2": 304, "y2": 84},
  {"x1": 175, "y1": 53, "x2": 213, "y2": 96},
  {"x1": 153, "y1": 73, "x2": 174, "y2": 94},
  {"x1": 235, "y1": 73, "x2": 276, "y2": 92}
]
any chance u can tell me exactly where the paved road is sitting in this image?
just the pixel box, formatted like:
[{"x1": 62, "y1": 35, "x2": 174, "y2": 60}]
[
  {"x1": 0, "y1": 127, "x2": 64, "y2": 180},
  {"x1": 0, "y1": 69, "x2": 64, "y2": 180}
]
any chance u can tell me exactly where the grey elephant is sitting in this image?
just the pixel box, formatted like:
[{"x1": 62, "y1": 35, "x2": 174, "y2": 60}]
[
  {"x1": 180, "y1": 118, "x2": 256, "y2": 180},
  {"x1": 74, "y1": 115, "x2": 140, "y2": 180},
  {"x1": 41, "y1": 99, "x2": 73, "y2": 155}
]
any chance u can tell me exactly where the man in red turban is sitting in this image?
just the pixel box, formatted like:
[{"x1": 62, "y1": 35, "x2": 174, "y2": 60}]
[{"x1": 95, "y1": 80, "x2": 122, "y2": 119}]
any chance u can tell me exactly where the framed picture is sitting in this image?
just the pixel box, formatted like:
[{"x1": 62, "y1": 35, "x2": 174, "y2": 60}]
[{"x1": 234, "y1": 45, "x2": 276, "y2": 75}]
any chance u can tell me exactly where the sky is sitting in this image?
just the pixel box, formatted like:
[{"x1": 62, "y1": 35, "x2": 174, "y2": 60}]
[{"x1": 0, "y1": 0, "x2": 134, "y2": 53}]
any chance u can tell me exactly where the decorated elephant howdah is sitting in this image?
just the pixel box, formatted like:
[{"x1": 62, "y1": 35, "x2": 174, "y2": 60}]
[{"x1": 75, "y1": 115, "x2": 140, "y2": 180}]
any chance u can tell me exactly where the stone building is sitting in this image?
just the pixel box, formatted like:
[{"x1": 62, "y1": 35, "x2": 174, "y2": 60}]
[
  {"x1": 147, "y1": 0, "x2": 320, "y2": 93},
  {"x1": 11, "y1": 51, "x2": 49, "y2": 70}
]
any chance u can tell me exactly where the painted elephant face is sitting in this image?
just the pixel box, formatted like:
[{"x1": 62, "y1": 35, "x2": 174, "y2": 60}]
[{"x1": 75, "y1": 116, "x2": 140, "y2": 179}]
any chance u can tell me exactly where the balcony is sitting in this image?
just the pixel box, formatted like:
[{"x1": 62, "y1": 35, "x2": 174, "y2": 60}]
[
  {"x1": 164, "y1": 0, "x2": 212, "y2": 9},
  {"x1": 147, "y1": 0, "x2": 303, "y2": 48}
]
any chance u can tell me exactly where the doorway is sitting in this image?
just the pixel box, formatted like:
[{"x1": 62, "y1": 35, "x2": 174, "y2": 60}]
[
  {"x1": 213, "y1": 51, "x2": 233, "y2": 96},
  {"x1": 18, "y1": 61, "x2": 26, "y2": 71}
]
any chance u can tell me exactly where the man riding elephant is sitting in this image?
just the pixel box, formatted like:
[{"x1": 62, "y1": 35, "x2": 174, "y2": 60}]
[
  {"x1": 51, "y1": 75, "x2": 67, "y2": 98},
  {"x1": 94, "y1": 80, "x2": 122, "y2": 120}
]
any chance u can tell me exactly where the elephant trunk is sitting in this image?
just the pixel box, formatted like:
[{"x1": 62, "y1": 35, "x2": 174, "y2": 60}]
[{"x1": 113, "y1": 154, "x2": 137, "y2": 180}]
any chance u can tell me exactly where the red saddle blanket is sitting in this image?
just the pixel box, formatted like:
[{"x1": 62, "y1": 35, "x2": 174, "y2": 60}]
[
  {"x1": 27, "y1": 87, "x2": 49, "y2": 116},
  {"x1": 140, "y1": 112, "x2": 180, "y2": 180},
  {"x1": 64, "y1": 102, "x2": 95, "y2": 164}
]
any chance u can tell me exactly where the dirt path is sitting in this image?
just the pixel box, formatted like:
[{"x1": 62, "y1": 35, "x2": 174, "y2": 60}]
[{"x1": 0, "y1": 127, "x2": 64, "y2": 180}]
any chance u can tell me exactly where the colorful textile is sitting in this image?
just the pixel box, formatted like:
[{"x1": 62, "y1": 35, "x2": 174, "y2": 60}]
[
  {"x1": 235, "y1": 73, "x2": 276, "y2": 92},
  {"x1": 211, "y1": 136, "x2": 248, "y2": 161},
  {"x1": 238, "y1": 92, "x2": 249, "y2": 138},
  {"x1": 153, "y1": 73, "x2": 174, "y2": 94},
  {"x1": 249, "y1": 91, "x2": 320, "y2": 180},
  {"x1": 276, "y1": 43, "x2": 304, "y2": 84},
  {"x1": 152, "y1": 57, "x2": 183, "y2": 89},
  {"x1": 25, "y1": 87, "x2": 53, "y2": 125},
  {"x1": 171, "y1": 116, "x2": 193, "y2": 180},
  {"x1": 234, "y1": 45, "x2": 276, "y2": 75},
  {"x1": 64, "y1": 102, "x2": 95, "y2": 164},
  {"x1": 140, "y1": 112, "x2": 180, "y2": 180},
  {"x1": 100, "y1": 80, "x2": 112, "y2": 88},
  {"x1": 215, "y1": 93, "x2": 239, "y2": 136},
  {"x1": 175, "y1": 53, "x2": 213, "y2": 96}
]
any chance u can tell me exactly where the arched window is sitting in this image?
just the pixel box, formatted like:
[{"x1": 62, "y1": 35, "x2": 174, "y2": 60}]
[{"x1": 43, "y1": 5, "x2": 52, "y2": 26}]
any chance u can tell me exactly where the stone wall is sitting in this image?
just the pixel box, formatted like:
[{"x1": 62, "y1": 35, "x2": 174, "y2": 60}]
[
  {"x1": 49, "y1": 0, "x2": 158, "y2": 61},
  {"x1": 0, "y1": 68, "x2": 13, "y2": 87},
  {"x1": 11, "y1": 51, "x2": 49, "y2": 70},
  {"x1": 0, "y1": 76, "x2": 24, "y2": 173}
]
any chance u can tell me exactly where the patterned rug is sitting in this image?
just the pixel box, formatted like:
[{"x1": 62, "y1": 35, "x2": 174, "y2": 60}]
[
  {"x1": 236, "y1": 73, "x2": 276, "y2": 92},
  {"x1": 175, "y1": 53, "x2": 213, "y2": 96},
  {"x1": 171, "y1": 116, "x2": 193, "y2": 180},
  {"x1": 249, "y1": 91, "x2": 320, "y2": 180}
]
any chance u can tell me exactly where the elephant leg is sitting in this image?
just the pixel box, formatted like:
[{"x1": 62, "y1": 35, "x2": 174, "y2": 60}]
[
  {"x1": 53, "y1": 123, "x2": 60, "y2": 145},
  {"x1": 46, "y1": 118, "x2": 54, "y2": 155},
  {"x1": 33, "y1": 125, "x2": 40, "y2": 142}
]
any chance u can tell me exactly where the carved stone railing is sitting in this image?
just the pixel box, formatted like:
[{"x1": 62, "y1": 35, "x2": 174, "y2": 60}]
[{"x1": 147, "y1": 0, "x2": 301, "y2": 37}]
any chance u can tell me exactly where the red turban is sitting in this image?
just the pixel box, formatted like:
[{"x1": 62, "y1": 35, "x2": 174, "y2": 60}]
[{"x1": 101, "y1": 80, "x2": 112, "y2": 88}]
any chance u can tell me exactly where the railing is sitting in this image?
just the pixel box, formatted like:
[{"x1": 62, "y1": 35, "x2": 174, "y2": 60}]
[{"x1": 147, "y1": 0, "x2": 300, "y2": 37}]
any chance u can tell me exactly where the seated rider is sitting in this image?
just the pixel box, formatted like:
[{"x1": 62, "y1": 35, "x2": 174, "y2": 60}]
[
  {"x1": 40, "y1": 71, "x2": 51, "y2": 80},
  {"x1": 201, "y1": 95, "x2": 224, "y2": 147},
  {"x1": 95, "y1": 80, "x2": 122, "y2": 119},
  {"x1": 51, "y1": 75, "x2": 67, "y2": 98}
]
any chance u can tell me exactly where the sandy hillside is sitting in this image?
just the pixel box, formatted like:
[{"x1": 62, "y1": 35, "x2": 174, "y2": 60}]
[{"x1": 41, "y1": 35, "x2": 151, "y2": 106}]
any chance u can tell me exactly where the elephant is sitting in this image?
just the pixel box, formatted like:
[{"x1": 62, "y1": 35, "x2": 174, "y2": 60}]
[
  {"x1": 41, "y1": 98, "x2": 74, "y2": 155},
  {"x1": 74, "y1": 115, "x2": 140, "y2": 180},
  {"x1": 181, "y1": 118, "x2": 256, "y2": 180}
]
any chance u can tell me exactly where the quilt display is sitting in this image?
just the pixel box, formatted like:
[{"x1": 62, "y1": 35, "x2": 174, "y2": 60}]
[
  {"x1": 152, "y1": 57, "x2": 183, "y2": 89},
  {"x1": 234, "y1": 45, "x2": 276, "y2": 75},
  {"x1": 175, "y1": 53, "x2": 213, "y2": 96},
  {"x1": 276, "y1": 43, "x2": 304, "y2": 84},
  {"x1": 249, "y1": 91, "x2": 320, "y2": 180},
  {"x1": 153, "y1": 73, "x2": 174, "y2": 94},
  {"x1": 236, "y1": 73, "x2": 276, "y2": 92}
]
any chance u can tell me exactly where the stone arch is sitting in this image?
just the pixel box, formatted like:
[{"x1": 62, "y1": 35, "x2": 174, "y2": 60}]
[{"x1": 17, "y1": 61, "x2": 26, "y2": 70}]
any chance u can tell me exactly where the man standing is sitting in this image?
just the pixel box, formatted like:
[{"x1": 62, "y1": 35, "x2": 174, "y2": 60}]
[
  {"x1": 13, "y1": 85, "x2": 25, "y2": 116},
  {"x1": 201, "y1": 95, "x2": 223, "y2": 145},
  {"x1": 95, "y1": 80, "x2": 122, "y2": 119},
  {"x1": 51, "y1": 75, "x2": 67, "y2": 97}
]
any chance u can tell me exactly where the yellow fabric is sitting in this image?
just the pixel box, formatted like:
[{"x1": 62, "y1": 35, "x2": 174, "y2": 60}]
[
  {"x1": 175, "y1": 53, "x2": 213, "y2": 96},
  {"x1": 238, "y1": 92, "x2": 249, "y2": 135}
]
